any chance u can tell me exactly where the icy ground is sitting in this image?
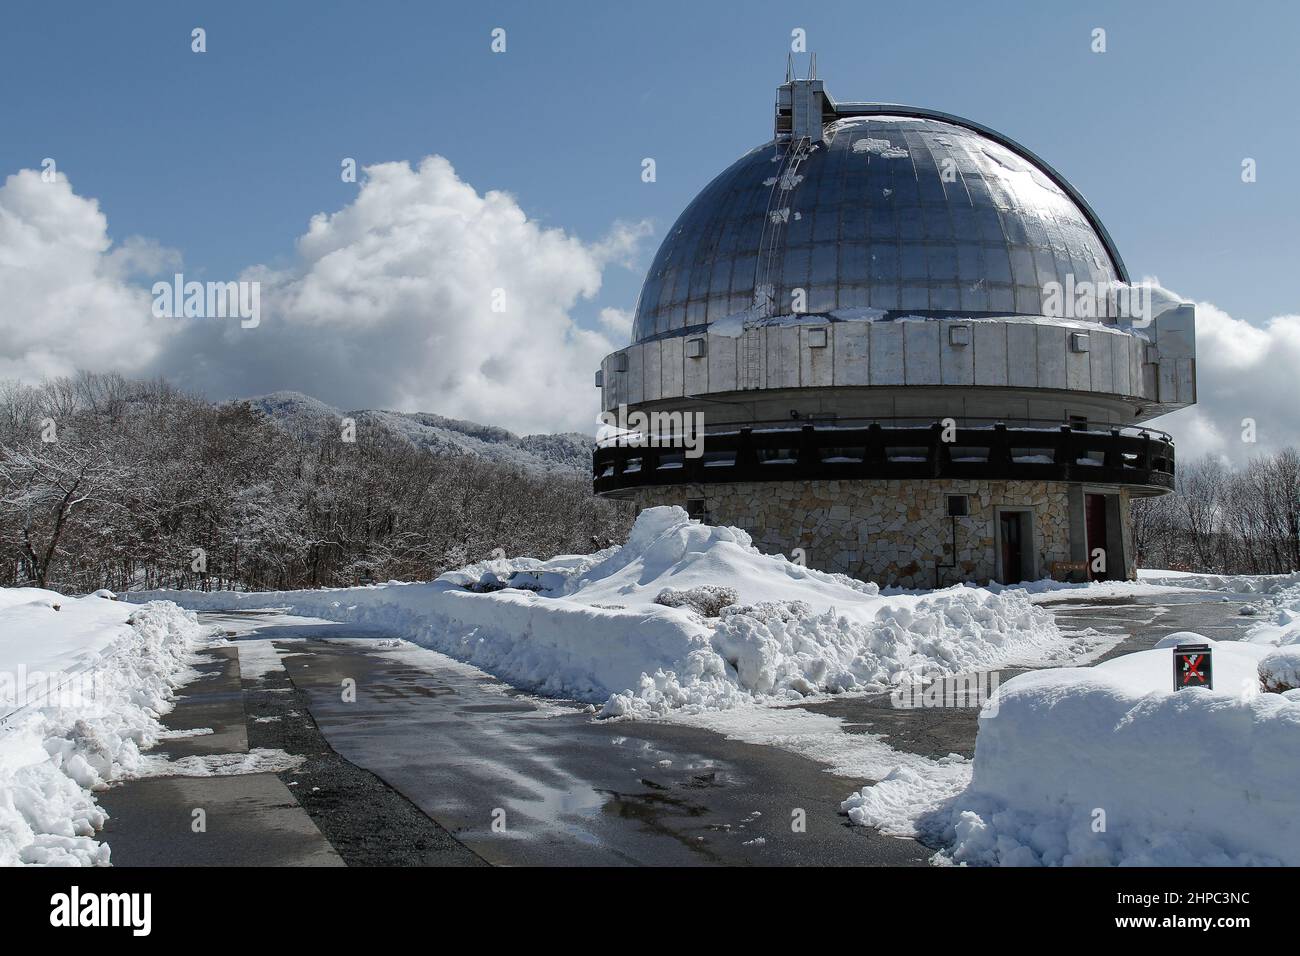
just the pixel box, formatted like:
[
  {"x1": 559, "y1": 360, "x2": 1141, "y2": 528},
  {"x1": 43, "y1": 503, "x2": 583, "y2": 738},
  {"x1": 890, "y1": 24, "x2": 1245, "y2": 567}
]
[
  {"x1": 134, "y1": 506, "x2": 1078, "y2": 718},
  {"x1": 0, "y1": 590, "x2": 206, "y2": 865}
]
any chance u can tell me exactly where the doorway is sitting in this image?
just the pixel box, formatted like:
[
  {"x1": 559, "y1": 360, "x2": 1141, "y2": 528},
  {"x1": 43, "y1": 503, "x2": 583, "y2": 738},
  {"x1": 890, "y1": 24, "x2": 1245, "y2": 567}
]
[
  {"x1": 1085, "y1": 493, "x2": 1110, "y2": 581},
  {"x1": 998, "y1": 511, "x2": 1028, "y2": 584}
]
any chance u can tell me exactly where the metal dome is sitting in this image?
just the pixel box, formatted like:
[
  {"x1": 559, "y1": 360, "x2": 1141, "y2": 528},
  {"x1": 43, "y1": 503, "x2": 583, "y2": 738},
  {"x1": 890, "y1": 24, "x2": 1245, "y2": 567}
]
[{"x1": 632, "y1": 111, "x2": 1126, "y2": 345}]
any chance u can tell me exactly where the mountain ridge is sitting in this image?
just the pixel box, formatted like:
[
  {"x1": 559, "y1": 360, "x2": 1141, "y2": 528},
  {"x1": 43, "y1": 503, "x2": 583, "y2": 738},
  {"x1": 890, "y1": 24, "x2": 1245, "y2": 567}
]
[{"x1": 240, "y1": 390, "x2": 593, "y2": 475}]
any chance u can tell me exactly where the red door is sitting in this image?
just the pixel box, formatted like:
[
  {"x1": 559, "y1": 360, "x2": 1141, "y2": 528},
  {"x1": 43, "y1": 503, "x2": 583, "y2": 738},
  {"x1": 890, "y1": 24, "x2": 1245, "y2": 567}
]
[{"x1": 1085, "y1": 494, "x2": 1109, "y2": 581}]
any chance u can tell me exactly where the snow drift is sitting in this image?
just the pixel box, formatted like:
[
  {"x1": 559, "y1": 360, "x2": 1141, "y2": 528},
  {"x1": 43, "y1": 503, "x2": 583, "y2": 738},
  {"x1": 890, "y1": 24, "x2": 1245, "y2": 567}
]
[
  {"x1": 133, "y1": 506, "x2": 1068, "y2": 717},
  {"x1": 1137, "y1": 568, "x2": 1300, "y2": 595},
  {"x1": 874, "y1": 604, "x2": 1300, "y2": 866},
  {"x1": 0, "y1": 591, "x2": 204, "y2": 866}
]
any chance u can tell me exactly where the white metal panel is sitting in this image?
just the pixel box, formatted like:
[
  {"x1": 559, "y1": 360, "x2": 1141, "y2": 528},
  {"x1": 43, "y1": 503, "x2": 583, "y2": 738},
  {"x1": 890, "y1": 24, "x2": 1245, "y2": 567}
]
[
  {"x1": 904, "y1": 321, "x2": 941, "y2": 385},
  {"x1": 833, "y1": 322, "x2": 870, "y2": 386},
  {"x1": 1066, "y1": 332, "x2": 1090, "y2": 391},
  {"x1": 707, "y1": 333, "x2": 738, "y2": 393},
  {"x1": 626, "y1": 343, "x2": 644, "y2": 405},
  {"x1": 609, "y1": 353, "x2": 627, "y2": 408},
  {"x1": 940, "y1": 322, "x2": 975, "y2": 386},
  {"x1": 642, "y1": 340, "x2": 662, "y2": 402},
  {"x1": 1037, "y1": 325, "x2": 1067, "y2": 390},
  {"x1": 661, "y1": 336, "x2": 684, "y2": 398},
  {"x1": 1006, "y1": 323, "x2": 1038, "y2": 388},
  {"x1": 764, "y1": 327, "x2": 798, "y2": 389},
  {"x1": 973, "y1": 321, "x2": 1008, "y2": 386},
  {"x1": 1177, "y1": 357, "x2": 1196, "y2": 404},
  {"x1": 1155, "y1": 305, "x2": 1196, "y2": 357},
  {"x1": 800, "y1": 326, "x2": 834, "y2": 386},
  {"x1": 870, "y1": 323, "x2": 905, "y2": 385},
  {"x1": 683, "y1": 337, "x2": 708, "y2": 395},
  {"x1": 1157, "y1": 357, "x2": 1179, "y2": 403},
  {"x1": 1154, "y1": 304, "x2": 1196, "y2": 409},
  {"x1": 1089, "y1": 329, "x2": 1114, "y2": 393},
  {"x1": 1135, "y1": 341, "x2": 1149, "y2": 399},
  {"x1": 1111, "y1": 332, "x2": 1130, "y2": 395}
]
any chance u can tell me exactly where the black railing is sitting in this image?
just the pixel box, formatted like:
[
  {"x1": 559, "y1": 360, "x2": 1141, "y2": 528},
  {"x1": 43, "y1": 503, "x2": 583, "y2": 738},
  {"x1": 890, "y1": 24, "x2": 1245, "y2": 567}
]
[{"x1": 593, "y1": 422, "x2": 1175, "y2": 494}]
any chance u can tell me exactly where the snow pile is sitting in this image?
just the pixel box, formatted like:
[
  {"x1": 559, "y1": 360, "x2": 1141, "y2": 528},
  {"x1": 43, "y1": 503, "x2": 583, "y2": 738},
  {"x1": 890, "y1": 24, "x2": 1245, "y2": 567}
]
[
  {"x1": 901, "y1": 634, "x2": 1300, "y2": 866},
  {"x1": 1244, "y1": 582, "x2": 1300, "y2": 690},
  {"x1": 1240, "y1": 582, "x2": 1300, "y2": 644},
  {"x1": 1137, "y1": 568, "x2": 1300, "y2": 595},
  {"x1": 0, "y1": 590, "x2": 204, "y2": 866},
  {"x1": 132, "y1": 506, "x2": 1069, "y2": 718},
  {"x1": 709, "y1": 588, "x2": 1050, "y2": 701},
  {"x1": 984, "y1": 569, "x2": 1300, "y2": 605}
]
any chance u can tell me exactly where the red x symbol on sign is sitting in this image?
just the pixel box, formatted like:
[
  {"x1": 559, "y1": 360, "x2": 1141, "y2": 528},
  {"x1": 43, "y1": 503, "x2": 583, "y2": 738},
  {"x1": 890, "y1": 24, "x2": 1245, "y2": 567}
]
[{"x1": 1182, "y1": 654, "x2": 1205, "y2": 684}]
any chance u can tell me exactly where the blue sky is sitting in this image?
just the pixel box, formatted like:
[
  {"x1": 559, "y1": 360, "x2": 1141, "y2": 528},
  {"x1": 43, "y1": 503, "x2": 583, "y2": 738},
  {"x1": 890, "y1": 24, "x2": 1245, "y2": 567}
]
[
  {"x1": 2, "y1": 1, "x2": 1299, "y2": 453},
  {"x1": 3, "y1": 0, "x2": 1297, "y2": 327}
]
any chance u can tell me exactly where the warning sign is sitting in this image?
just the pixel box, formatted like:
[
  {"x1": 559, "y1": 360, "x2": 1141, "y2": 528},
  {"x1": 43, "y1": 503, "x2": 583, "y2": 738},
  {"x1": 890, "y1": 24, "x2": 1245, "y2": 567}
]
[{"x1": 1172, "y1": 643, "x2": 1213, "y2": 691}]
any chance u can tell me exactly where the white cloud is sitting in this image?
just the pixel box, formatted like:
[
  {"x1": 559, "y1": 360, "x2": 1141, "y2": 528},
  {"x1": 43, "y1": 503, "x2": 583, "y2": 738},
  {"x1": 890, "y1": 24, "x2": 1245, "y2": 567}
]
[
  {"x1": 598, "y1": 306, "x2": 634, "y2": 338},
  {"x1": 0, "y1": 170, "x2": 177, "y2": 381},
  {"x1": 589, "y1": 219, "x2": 655, "y2": 270},
  {"x1": 1147, "y1": 286, "x2": 1300, "y2": 464},
  {"x1": 150, "y1": 156, "x2": 647, "y2": 435}
]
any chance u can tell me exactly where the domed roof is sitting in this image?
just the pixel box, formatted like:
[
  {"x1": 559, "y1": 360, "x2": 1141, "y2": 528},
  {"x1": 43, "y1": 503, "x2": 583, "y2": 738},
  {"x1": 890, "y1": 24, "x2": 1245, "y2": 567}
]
[{"x1": 632, "y1": 112, "x2": 1126, "y2": 345}]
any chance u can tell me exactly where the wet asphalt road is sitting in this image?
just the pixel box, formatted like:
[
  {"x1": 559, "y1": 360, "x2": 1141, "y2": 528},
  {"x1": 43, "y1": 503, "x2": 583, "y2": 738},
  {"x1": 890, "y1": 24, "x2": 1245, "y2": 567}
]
[
  {"x1": 99, "y1": 646, "x2": 347, "y2": 867},
  {"x1": 242, "y1": 653, "x2": 487, "y2": 866},
  {"x1": 261, "y1": 628, "x2": 926, "y2": 866},
  {"x1": 106, "y1": 591, "x2": 1263, "y2": 866}
]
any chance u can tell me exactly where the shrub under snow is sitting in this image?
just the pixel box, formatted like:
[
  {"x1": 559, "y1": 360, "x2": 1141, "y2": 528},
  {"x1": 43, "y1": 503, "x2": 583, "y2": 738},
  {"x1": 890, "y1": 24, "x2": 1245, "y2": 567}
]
[{"x1": 654, "y1": 585, "x2": 738, "y2": 618}]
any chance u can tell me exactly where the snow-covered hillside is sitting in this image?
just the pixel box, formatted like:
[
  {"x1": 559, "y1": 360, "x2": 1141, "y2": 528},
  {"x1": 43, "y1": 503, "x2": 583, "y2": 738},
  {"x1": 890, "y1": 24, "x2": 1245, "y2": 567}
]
[
  {"x1": 0, "y1": 590, "x2": 205, "y2": 865},
  {"x1": 243, "y1": 390, "x2": 592, "y2": 474},
  {"x1": 132, "y1": 506, "x2": 1075, "y2": 718}
]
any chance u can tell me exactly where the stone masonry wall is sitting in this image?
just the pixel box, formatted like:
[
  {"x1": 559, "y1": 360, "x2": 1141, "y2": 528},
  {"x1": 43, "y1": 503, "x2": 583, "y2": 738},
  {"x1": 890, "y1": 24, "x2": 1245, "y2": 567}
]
[{"x1": 628, "y1": 479, "x2": 1104, "y2": 589}]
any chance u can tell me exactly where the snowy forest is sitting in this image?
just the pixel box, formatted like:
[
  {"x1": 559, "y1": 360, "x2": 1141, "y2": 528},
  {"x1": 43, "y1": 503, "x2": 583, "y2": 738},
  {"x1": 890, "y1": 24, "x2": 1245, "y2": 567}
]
[
  {"x1": 1, "y1": 372, "x2": 1296, "y2": 594},
  {"x1": 1132, "y1": 451, "x2": 1300, "y2": 575},
  {"x1": 0, "y1": 373, "x2": 632, "y2": 594}
]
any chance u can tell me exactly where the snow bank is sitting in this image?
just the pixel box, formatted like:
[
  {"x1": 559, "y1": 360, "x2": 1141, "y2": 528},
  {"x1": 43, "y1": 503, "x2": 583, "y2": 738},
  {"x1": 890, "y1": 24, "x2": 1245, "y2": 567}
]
[
  {"x1": 0, "y1": 591, "x2": 204, "y2": 866},
  {"x1": 896, "y1": 631, "x2": 1300, "y2": 866},
  {"x1": 982, "y1": 568, "x2": 1300, "y2": 605},
  {"x1": 1244, "y1": 583, "x2": 1300, "y2": 689},
  {"x1": 1240, "y1": 581, "x2": 1300, "y2": 645},
  {"x1": 132, "y1": 506, "x2": 1068, "y2": 718},
  {"x1": 1137, "y1": 568, "x2": 1300, "y2": 595}
]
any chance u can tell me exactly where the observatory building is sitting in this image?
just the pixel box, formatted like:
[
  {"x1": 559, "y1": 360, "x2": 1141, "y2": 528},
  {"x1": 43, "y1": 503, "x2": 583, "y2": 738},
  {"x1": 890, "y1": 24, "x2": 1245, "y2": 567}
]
[{"x1": 594, "y1": 71, "x2": 1196, "y2": 588}]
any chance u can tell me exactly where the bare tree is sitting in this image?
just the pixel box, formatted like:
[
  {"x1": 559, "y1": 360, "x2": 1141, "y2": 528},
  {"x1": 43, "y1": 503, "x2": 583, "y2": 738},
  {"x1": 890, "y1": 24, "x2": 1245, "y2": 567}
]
[
  {"x1": 0, "y1": 371, "x2": 631, "y2": 593},
  {"x1": 0, "y1": 437, "x2": 134, "y2": 587}
]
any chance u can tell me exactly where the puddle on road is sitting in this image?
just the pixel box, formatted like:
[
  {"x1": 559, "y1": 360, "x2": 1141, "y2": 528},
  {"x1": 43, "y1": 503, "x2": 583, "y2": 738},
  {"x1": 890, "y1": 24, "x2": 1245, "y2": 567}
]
[{"x1": 595, "y1": 786, "x2": 724, "y2": 861}]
